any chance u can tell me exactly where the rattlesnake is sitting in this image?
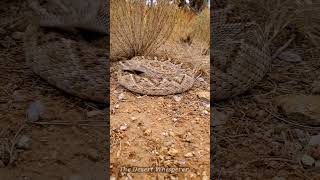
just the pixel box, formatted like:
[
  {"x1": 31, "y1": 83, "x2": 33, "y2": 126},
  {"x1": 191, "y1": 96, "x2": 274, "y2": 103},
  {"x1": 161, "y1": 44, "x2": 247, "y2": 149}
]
[
  {"x1": 212, "y1": 8, "x2": 271, "y2": 101},
  {"x1": 24, "y1": 0, "x2": 108, "y2": 103},
  {"x1": 24, "y1": 1, "x2": 271, "y2": 102}
]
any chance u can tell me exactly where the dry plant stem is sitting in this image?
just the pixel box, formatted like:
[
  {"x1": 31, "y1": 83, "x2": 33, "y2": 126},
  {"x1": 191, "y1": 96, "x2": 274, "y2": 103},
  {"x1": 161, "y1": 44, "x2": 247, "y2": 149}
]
[
  {"x1": 264, "y1": 108, "x2": 320, "y2": 129},
  {"x1": 8, "y1": 123, "x2": 25, "y2": 165},
  {"x1": 272, "y1": 35, "x2": 295, "y2": 59}
]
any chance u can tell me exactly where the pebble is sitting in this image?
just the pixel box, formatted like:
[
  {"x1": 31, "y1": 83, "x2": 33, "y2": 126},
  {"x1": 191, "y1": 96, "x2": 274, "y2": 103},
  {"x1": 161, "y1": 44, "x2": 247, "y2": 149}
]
[
  {"x1": 173, "y1": 95, "x2": 182, "y2": 102},
  {"x1": 12, "y1": 31, "x2": 24, "y2": 40},
  {"x1": 26, "y1": 101, "x2": 44, "y2": 122},
  {"x1": 202, "y1": 171, "x2": 209, "y2": 180},
  {"x1": 143, "y1": 129, "x2": 152, "y2": 136},
  {"x1": 274, "y1": 95, "x2": 320, "y2": 126},
  {"x1": 87, "y1": 110, "x2": 102, "y2": 117},
  {"x1": 202, "y1": 110, "x2": 209, "y2": 115},
  {"x1": 119, "y1": 123, "x2": 128, "y2": 131},
  {"x1": 197, "y1": 77, "x2": 205, "y2": 82},
  {"x1": 212, "y1": 109, "x2": 234, "y2": 126},
  {"x1": 277, "y1": 50, "x2": 302, "y2": 62},
  {"x1": 310, "y1": 145, "x2": 320, "y2": 160},
  {"x1": 301, "y1": 154, "x2": 315, "y2": 167},
  {"x1": 130, "y1": 117, "x2": 137, "y2": 121},
  {"x1": 172, "y1": 118, "x2": 178, "y2": 122},
  {"x1": 167, "y1": 148, "x2": 178, "y2": 156},
  {"x1": 87, "y1": 148, "x2": 99, "y2": 162},
  {"x1": 16, "y1": 135, "x2": 32, "y2": 150},
  {"x1": 309, "y1": 134, "x2": 320, "y2": 146},
  {"x1": 118, "y1": 93, "x2": 125, "y2": 101},
  {"x1": 184, "y1": 152, "x2": 194, "y2": 158}
]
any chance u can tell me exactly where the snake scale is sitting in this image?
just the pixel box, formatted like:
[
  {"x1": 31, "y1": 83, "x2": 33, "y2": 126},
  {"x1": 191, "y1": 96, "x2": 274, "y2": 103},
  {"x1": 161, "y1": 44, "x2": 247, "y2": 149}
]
[{"x1": 23, "y1": 1, "x2": 271, "y2": 103}]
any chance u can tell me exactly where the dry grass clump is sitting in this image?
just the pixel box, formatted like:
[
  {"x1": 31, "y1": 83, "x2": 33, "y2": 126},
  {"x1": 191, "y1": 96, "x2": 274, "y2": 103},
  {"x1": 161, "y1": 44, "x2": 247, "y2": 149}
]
[
  {"x1": 228, "y1": 0, "x2": 320, "y2": 47},
  {"x1": 191, "y1": 7, "x2": 210, "y2": 50},
  {"x1": 110, "y1": 0, "x2": 177, "y2": 60},
  {"x1": 170, "y1": 7, "x2": 210, "y2": 51},
  {"x1": 170, "y1": 7, "x2": 196, "y2": 44}
]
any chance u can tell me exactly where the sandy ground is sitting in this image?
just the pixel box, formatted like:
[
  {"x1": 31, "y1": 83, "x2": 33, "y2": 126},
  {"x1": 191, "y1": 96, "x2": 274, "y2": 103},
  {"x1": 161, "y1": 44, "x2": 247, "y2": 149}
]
[{"x1": 109, "y1": 54, "x2": 210, "y2": 179}]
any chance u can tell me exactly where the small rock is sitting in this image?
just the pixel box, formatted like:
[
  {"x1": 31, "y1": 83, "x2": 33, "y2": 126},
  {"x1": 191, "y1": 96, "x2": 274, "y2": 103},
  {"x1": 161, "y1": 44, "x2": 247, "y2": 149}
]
[
  {"x1": 12, "y1": 32, "x2": 24, "y2": 40},
  {"x1": 172, "y1": 118, "x2": 178, "y2": 122},
  {"x1": 301, "y1": 154, "x2": 315, "y2": 167},
  {"x1": 197, "y1": 77, "x2": 205, "y2": 82},
  {"x1": 163, "y1": 137, "x2": 175, "y2": 147},
  {"x1": 118, "y1": 93, "x2": 125, "y2": 101},
  {"x1": 169, "y1": 131, "x2": 174, "y2": 136},
  {"x1": 309, "y1": 134, "x2": 320, "y2": 146},
  {"x1": 202, "y1": 110, "x2": 209, "y2": 115},
  {"x1": 293, "y1": 129, "x2": 308, "y2": 143},
  {"x1": 196, "y1": 91, "x2": 210, "y2": 101},
  {"x1": 274, "y1": 95, "x2": 320, "y2": 126},
  {"x1": 16, "y1": 135, "x2": 32, "y2": 150},
  {"x1": 167, "y1": 148, "x2": 178, "y2": 156},
  {"x1": 202, "y1": 171, "x2": 208, "y2": 180},
  {"x1": 278, "y1": 50, "x2": 302, "y2": 62},
  {"x1": 115, "y1": 104, "x2": 120, "y2": 109},
  {"x1": 26, "y1": 101, "x2": 44, "y2": 122},
  {"x1": 310, "y1": 145, "x2": 320, "y2": 160},
  {"x1": 257, "y1": 110, "x2": 266, "y2": 117},
  {"x1": 87, "y1": 148, "x2": 99, "y2": 162},
  {"x1": 87, "y1": 110, "x2": 102, "y2": 117},
  {"x1": 143, "y1": 129, "x2": 152, "y2": 136},
  {"x1": 272, "y1": 176, "x2": 286, "y2": 180},
  {"x1": 130, "y1": 117, "x2": 137, "y2": 121},
  {"x1": 184, "y1": 152, "x2": 194, "y2": 158},
  {"x1": 173, "y1": 95, "x2": 182, "y2": 102},
  {"x1": 119, "y1": 124, "x2": 128, "y2": 131},
  {"x1": 212, "y1": 109, "x2": 234, "y2": 126}
]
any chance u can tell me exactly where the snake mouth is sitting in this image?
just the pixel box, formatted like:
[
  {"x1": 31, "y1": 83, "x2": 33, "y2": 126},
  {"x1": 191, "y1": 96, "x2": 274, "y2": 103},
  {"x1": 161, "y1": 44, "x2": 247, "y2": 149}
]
[{"x1": 123, "y1": 70, "x2": 144, "y2": 76}]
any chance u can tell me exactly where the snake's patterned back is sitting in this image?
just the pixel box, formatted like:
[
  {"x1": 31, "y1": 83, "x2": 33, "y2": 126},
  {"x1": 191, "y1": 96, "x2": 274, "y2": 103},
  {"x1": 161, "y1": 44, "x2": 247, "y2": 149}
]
[{"x1": 212, "y1": 8, "x2": 271, "y2": 100}]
